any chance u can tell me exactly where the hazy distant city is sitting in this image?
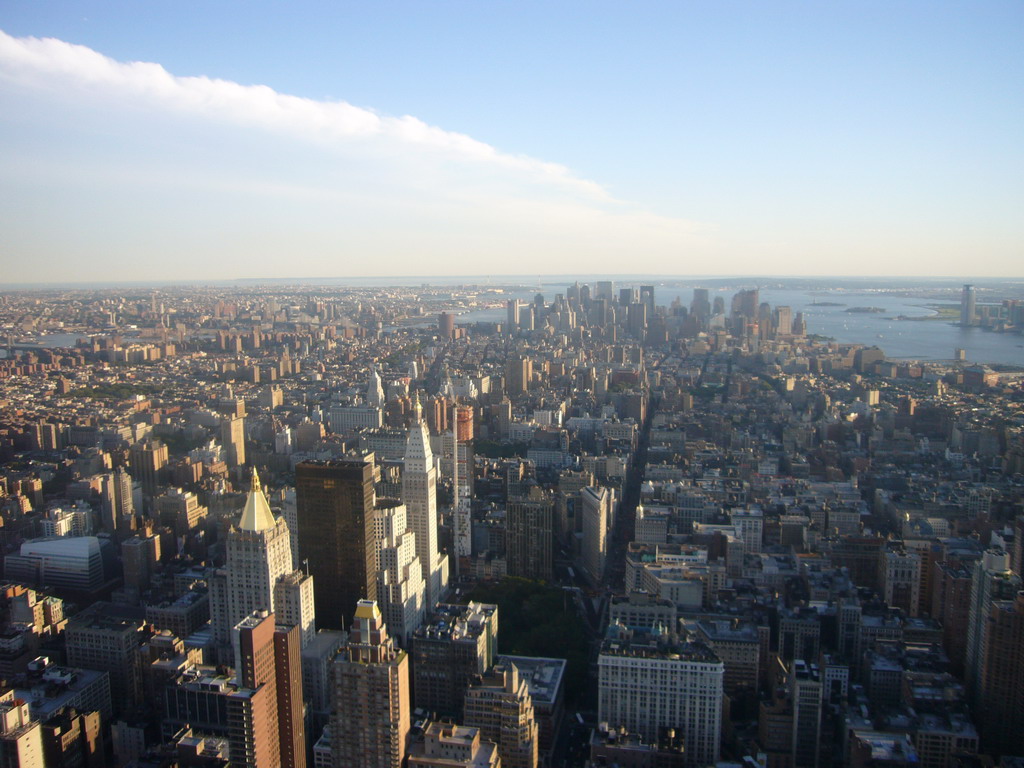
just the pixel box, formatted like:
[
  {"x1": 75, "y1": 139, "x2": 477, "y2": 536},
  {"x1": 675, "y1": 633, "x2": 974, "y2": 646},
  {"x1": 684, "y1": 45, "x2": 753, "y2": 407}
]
[{"x1": 0, "y1": 274, "x2": 1023, "y2": 768}]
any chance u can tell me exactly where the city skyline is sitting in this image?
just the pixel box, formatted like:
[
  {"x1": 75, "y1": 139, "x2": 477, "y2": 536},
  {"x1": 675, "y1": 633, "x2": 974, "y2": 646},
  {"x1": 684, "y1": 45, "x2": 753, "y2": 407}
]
[
  {"x1": 2, "y1": 1, "x2": 1023, "y2": 283},
  {"x1": 0, "y1": 275, "x2": 1023, "y2": 765}
]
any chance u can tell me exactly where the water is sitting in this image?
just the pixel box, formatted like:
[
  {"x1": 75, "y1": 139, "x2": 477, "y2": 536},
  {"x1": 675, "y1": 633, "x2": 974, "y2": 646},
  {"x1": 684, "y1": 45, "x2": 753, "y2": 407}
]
[{"x1": 452, "y1": 283, "x2": 1024, "y2": 367}]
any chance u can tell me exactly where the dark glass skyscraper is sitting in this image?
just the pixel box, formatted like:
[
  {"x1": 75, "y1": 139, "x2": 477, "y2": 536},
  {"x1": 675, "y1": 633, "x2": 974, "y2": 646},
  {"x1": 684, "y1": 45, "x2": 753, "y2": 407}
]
[{"x1": 295, "y1": 459, "x2": 376, "y2": 630}]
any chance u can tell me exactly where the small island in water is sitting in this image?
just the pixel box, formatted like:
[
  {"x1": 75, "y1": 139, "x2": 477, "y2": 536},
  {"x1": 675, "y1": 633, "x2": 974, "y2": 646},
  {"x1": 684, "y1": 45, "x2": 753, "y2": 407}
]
[{"x1": 845, "y1": 306, "x2": 887, "y2": 314}]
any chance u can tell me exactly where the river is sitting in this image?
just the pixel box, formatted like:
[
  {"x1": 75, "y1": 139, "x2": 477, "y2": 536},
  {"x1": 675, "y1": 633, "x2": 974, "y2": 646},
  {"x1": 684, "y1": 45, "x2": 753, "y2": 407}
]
[{"x1": 450, "y1": 282, "x2": 1024, "y2": 367}]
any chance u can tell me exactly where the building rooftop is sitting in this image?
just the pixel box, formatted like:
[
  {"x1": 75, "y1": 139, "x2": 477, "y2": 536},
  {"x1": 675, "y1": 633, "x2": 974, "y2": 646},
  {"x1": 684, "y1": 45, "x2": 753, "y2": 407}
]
[
  {"x1": 601, "y1": 625, "x2": 721, "y2": 664},
  {"x1": 13, "y1": 664, "x2": 109, "y2": 720},
  {"x1": 415, "y1": 602, "x2": 497, "y2": 642},
  {"x1": 695, "y1": 619, "x2": 761, "y2": 643},
  {"x1": 496, "y1": 655, "x2": 566, "y2": 706}
]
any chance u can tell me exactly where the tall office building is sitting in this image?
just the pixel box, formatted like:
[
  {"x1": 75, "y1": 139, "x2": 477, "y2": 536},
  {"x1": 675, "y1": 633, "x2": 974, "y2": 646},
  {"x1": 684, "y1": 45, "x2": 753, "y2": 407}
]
[
  {"x1": 367, "y1": 368, "x2": 385, "y2": 408},
  {"x1": 451, "y1": 425, "x2": 474, "y2": 568},
  {"x1": 506, "y1": 489, "x2": 554, "y2": 581},
  {"x1": 274, "y1": 623, "x2": 307, "y2": 768},
  {"x1": 100, "y1": 467, "x2": 134, "y2": 533},
  {"x1": 691, "y1": 288, "x2": 711, "y2": 323},
  {"x1": 374, "y1": 499, "x2": 426, "y2": 647},
  {"x1": 732, "y1": 288, "x2": 759, "y2": 320},
  {"x1": 882, "y1": 549, "x2": 922, "y2": 617},
  {"x1": 441, "y1": 426, "x2": 472, "y2": 572},
  {"x1": 438, "y1": 312, "x2": 455, "y2": 340},
  {"x1": 231, "y1": 612, "x2": 306, "y2": 768},
  {"x1": 626, "y1": 302, "x2": 647, "y2": 339},
  {"x1": 976, "y1": 592, "x2": 1024, "y2": 755},
  {"x1": 411, "y1": 602, "x2": 499, "y2": 719},
  {"x1": 403, "y1": 420, "x2": 448, "y2": 609},
  {"x1": 296, "y1": 459, "x2": 377, "y2": 631},
  {"x1": 791, "y1": 660, "x2": 823, "y2": 768},
  {"x1": 221, "y1": 415, "x2": 246, "y2": 468},
  {"x1": 774, "y1": 305, "x2": 793, "y2": 336},
  {"x1": 128, "y1": 438, "x2": 168, "y2": 507},
  {"x1": 505, "y1": 356, "x2": 531, "y2": 396},
  {"x1": 210, "y1": 470, "x2": 295, "y2": 649},
  {"x1": 965, "y1": 549, "x2": 1020, "y2": 700},
  {"x1": 331, "y1": 600, "x2": 410, "y2": 768},
  {"x1": 640, "y1": 285, "x2": 655, "y2": 317},
  {"x1": 580, "y1": 487, "x2": 610, "y2": 586},
  {"x1": 65, "y1": 606, "x2": 146, "y2": 717},
  {"x1": 598, "y1": 625, "x2": 724, "y2": 767},
  {"x1": 506, "y1": 300, "x2": 520, "y2": 336},
  {"x1": 231, "y1": 612, "x2": 280, "y2": 768},
  {"x1": 961, "y1": 284, "x2": 977, "y2": 327},
  {"x1": 274, "y1": 570, "x2": 317, "y2": 648},
  {"x1": 463, "y1": 663, "x2": 539, "y2": 768},
  {"x1": 122, "y1": 530, "x2": 160, "y2": 595}
]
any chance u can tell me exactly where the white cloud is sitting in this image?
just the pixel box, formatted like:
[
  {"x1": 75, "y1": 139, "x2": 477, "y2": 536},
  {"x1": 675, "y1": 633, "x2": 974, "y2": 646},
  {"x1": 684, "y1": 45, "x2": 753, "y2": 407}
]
[
  {"x1": 0, "y1": 29, "x2": 609, "y2": 200},
  {"x1": 0, "y1": 28, "x2": 717, "y2": 281}
]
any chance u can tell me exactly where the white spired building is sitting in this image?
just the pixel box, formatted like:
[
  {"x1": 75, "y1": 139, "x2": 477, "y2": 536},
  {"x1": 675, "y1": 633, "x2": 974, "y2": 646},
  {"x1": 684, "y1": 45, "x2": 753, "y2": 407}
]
[
  {"x1": 209, "y1": 470, "x2": 315, "y2": 653},
  {"x1": 402, "y1": 417, "x2": 449, "y2": 609},
  {"x1": 598, "y1": 622, "x2": 724, "y2": 767}
]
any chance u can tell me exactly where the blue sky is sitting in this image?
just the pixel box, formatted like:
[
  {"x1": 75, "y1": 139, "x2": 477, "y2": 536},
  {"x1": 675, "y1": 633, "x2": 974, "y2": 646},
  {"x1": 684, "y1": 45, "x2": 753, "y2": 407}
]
[{"x1": 1, "y1": 1, "x2": 1022, "y2": 282}]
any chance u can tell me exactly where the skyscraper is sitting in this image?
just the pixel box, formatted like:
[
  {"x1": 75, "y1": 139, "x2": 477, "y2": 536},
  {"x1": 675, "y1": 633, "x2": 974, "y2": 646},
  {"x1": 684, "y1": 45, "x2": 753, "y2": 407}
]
[
  {"x1": 626, "y1": 302, "x2": 647, "y2": 340},
  {"x1": 506, "y1": 488, "x2": 554, "y2": 581},
  {"x1": 221, "y1": 415, "x2": 246, "y2": 468},
  {"x1": 65, "y1": 605, "x2": 146, "y2": 717},
  {"x1": 774, "y1": 305, "x2": 793, "y2": 336},
  {"x1": 580, "y1": 486, "x2": 610, "y2": 586},
  {"x1": 231, "y1": 612, "x2": 281, "y2": 768},
  {"x1": 790, "y1": 660, "x2": 823, "y2": 768},
  {"x1": 273, "y1": 623, "x2": 307, "y2": 768},
  {"x1": 961, "y1": 284, "x2": 977, "y2": 327},
  {"x1": 965, "y1": 549, "x2": 1020, "y2": 700},
  {"x1": 690, "y1": 288, "x2": 711, "y2": 323},
  {"x1": 296, "y1": 459, "x2": 377, "y2": 630},
  {"x1": 403, "y1": 420, "x2": 448, "y2": 609},
  {"x1": 331, "y1": 600, "x2": 410, "y2": 768},
  {"x1": 444, "y1": 420, "x2": 473, "y2": 570},
  {"x1": 210, "y1": 470, "x2": 294, "y2": 650},
  {"x1": 411, "y1": 602, "x2": 498, "y2": 719},
  {"x1": 128, "y1": 438, "x2": 168, "y2": 508},
  {"x1": 367, "y1": 368, "x2": 385, "y2": 408},
  {"x1": 273, "y1": 569, "x2": 317, "y2": 648},
  {"x1": 230, "y1": 611, "x2": 306, "y2": 768},
  {"x1": 100, "y1": 466, "x2": 134, "y2": 534},
  {"x1": 640, "y1": 284, "x2": 655, "y2": 316},
  {"x1": 438, "y1": 312, "x2": 455, "y2": 340},
  {"x1": 505, "y1": 355, "x2": 531, "y2": 396},
  {"x1": 976, "y1": 592, "x2": 1024, "y2": 755},
  {"x1": 463, "y1": 663, "x2": 539, "y2": 768},
  {"x1": 374, "y1": 499, "x2": 426, "y2": 647},
  {"x1": 506, "y1": 299, "x2": 520, "y2": 336}
]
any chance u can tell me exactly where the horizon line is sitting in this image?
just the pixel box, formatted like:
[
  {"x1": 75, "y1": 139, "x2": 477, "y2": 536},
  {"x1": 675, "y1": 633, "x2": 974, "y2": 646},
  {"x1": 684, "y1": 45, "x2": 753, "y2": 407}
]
[{"x1": 4, "y1": 273, "x2": 1024, "y2": 291}]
